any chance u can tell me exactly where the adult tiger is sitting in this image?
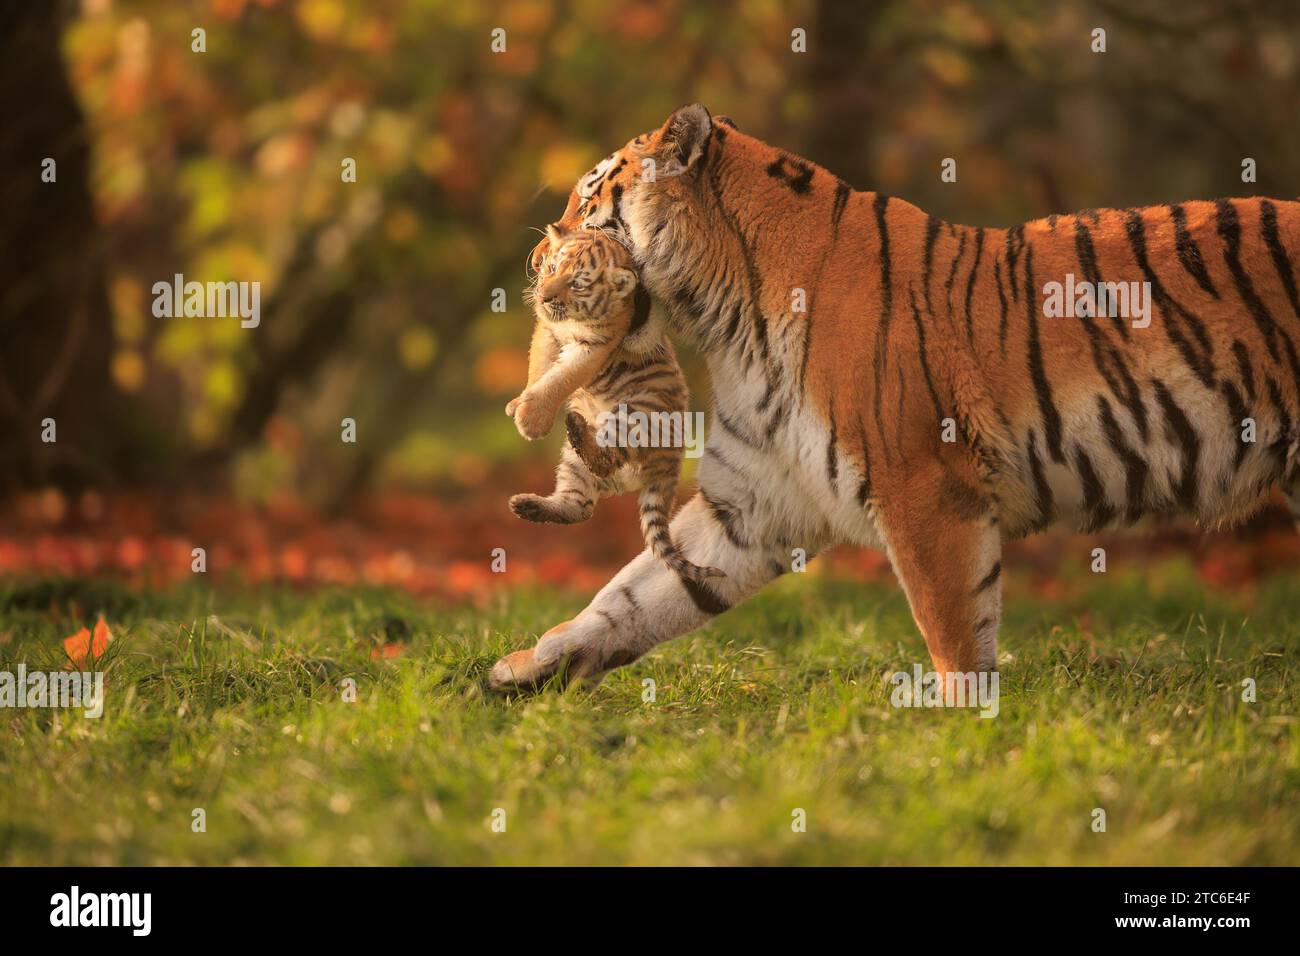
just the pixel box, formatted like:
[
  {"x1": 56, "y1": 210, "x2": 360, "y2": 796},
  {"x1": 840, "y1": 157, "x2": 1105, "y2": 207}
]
[{"x1": 489, "y1": 103, "x2": 1300, "y2": 694}]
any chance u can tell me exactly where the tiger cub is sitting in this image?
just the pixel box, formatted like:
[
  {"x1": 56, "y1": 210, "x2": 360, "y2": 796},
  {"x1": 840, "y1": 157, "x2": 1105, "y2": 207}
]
[{"x1": 506, "y1": 224, "x2": 724, "y2": 583}]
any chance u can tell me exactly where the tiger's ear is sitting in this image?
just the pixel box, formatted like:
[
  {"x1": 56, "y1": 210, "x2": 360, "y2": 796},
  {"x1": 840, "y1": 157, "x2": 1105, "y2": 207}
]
[
  {"x1": 607, "y1": 266, "x2": 637, "y2": 300},
  {"x1": 658, "y1": 103, "x2": 712, "y2": 173}
]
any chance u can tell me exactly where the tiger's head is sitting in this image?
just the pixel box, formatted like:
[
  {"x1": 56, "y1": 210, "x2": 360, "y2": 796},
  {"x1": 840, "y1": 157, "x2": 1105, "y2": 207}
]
[
  {"x1": 529, "y1": 104, "x2": 730, "y2": 273},
  {"x1": 528, "y1": 224, "x2": 638, "y2": 324}
]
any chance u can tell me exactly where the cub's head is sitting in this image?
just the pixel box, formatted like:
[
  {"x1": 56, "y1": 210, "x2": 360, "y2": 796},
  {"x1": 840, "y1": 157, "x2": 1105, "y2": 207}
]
[
  {"x1": 529, "y1": 225, "x2": 638, "y2": 323},
  {"x1": 529, "y1": 104, "x2": 731, "y2": 277}
]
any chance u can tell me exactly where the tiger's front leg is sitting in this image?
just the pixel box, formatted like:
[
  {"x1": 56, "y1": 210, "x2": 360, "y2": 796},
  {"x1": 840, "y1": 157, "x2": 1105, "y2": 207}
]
[{"x1": 488, "y1": 490, "x2": 795, "y2": 693}]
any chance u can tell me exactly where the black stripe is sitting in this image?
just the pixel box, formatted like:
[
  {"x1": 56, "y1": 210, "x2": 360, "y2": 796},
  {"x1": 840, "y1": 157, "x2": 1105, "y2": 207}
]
[
  {"x1": 972, "y1": 561, "x2": 1001, "y2": 595},
  {"x1": 1104, "y1": 343, "x2": 1150, "y2": 442},
  {"x1": 1024, "y1": 245, "x2": 1065, "y2": 463},
  {"x1": 825, "y1": 402, "x2": 839, "y2": 487},
  {"x1": 1074, "y1": 445, "x2": 1115, "y2": 531},
  {"x1": 1220, "y1": 380, "x2": 1251, "y2": 469},
  {"x1": 721, "y1": 301, "x2": 743, "y2": 346},
  {"x1": 1026, "y1": 429, "x2": 1054, "y2": 531},
  {"x1": 831, "y1": 179, "x2": 852, "y2": 233},
  {"x1": 1126, "y1": 208, "x2": 1217, "y2": 388},
  {"x1": 628, "y1": 286, "x2": 652, "y2": 335},
  {"x1": 944, "y1": 228, "x2": 969, "y2": 323},
  {"x1": 765, "y1": 152, "x2": 813, "y2": 194},
  {"x1": 909, "y1": 285, "x2": 945, "y2": 422},
  {"x1": 714, "y1": 404, "x2": 760, "y2": 447},
  {"x1": 855, "y1": 414, "x2": 873, "y2": 506},
  {"x1": 1097, "y1": 395, "x2": 1148, "y2": 523},
  {"x1": 681, "y1": 577, "x2": 730, "y2": 615},
  {"x1": 1068, "y1": 221, "x2": 1151, "y2": 441},
  {"x1": 964, "y1": 227, "x2": 985, "y2": 345},
  {"x1": 922, "y1": 215, "x2": 942, "y2": 315},
  {"x1": 1152, "y1": 378, "x2": 1201, "y2": 512},
  {"x1": 1232, "y1": 340, "x2": 1256, "y2": 401},
  {"x1": 1266, "y1": 376, "x2": 1294, "y2": 468},
  {"x1": 1217, "y1": 198, "x2": 1281, "y2": 362},
  {"x1": 708, "y1": 166, "x2": 770, "y2": 363},
  {"x1": 994, "y1": 257, "x2": 1009, "y2": 355},
  {"x1": 1005, "y1": 225, "x2": 1025, "y2": 303},
  {"x1": 1170, "y1": 203, "x2": 1219, "y2": 298},
  {"x1": 1261, "y1": 199, "x2": 1300, "y2": 320},
  {"x1": 872, "y1": 195, "x2": 894, "y2": 463},
  {"x1": 763, "y1": 400, "x2": 789, "y2": 444},
  {"x1": 1075, "y1": 218, "x2": 1129, "y2": 340},
  {"x1": 702, "y1": 491, "x2": 749, "y2": 549}
]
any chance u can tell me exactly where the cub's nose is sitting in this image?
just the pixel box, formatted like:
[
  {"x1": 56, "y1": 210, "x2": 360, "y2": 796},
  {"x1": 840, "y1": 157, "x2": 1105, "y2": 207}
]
[{"x1": 539, "y1": 280, "x2": 565, "y2": 304}]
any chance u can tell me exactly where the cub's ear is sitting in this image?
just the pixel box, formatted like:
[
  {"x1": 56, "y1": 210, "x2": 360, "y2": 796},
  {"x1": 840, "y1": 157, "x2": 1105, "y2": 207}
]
[
  {"x1": 658, "y1": 103, "x2": 713, "y2": 172},
  {"x1": 607, "y1": 266, "x2": 637, "y2": 299},
  {"x1": 545, "y1": 223, "x2": 568, "y2": 245}
]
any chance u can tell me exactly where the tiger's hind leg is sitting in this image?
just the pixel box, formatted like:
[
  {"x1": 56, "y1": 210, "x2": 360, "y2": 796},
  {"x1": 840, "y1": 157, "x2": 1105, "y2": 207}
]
[
  {"x1": 509, "y1": 444, "x2": 599, "y2": 524},
  {"x1": 876, "y1": 463, "x2": 1002, "y2": 694}
]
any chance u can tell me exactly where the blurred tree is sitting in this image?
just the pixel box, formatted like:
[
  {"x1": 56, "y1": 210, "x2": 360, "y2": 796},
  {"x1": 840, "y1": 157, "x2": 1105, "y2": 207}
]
[{"x1": 0, "y1": 0, "x2": 128, "y2": 491}]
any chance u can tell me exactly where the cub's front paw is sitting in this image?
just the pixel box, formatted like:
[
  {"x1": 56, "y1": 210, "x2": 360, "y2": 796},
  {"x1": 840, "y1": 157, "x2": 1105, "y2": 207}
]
[{"x1": 513, "y1": 399, "x2": 554, "y2": 440}]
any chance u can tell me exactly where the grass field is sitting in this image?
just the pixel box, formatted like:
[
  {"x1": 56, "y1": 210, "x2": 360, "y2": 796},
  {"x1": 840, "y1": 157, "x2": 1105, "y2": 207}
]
[{"x1": 1, "y1": 558, "x2": 1297, "y2": 866}]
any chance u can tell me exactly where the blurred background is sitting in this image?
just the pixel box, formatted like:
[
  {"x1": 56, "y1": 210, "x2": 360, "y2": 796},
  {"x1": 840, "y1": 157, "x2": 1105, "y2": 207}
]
[{"x1": 3, "y1": 0, "x2": 1300, "y2": 597}]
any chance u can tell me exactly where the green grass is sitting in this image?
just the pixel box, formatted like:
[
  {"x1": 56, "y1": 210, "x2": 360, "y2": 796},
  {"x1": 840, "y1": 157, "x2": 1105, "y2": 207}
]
[{"x1": 1, "y1": 558, "x2": 1298, "y2": 865}]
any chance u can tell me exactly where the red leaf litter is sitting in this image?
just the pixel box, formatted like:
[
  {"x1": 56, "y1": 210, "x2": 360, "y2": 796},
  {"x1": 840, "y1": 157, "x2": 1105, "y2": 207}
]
[
  {"x1": 2, "y1": 475, "x2": 1298, "y2": 605},
  {"x1": 64, "y1": 616, "x2": 112, "y2": 668}
]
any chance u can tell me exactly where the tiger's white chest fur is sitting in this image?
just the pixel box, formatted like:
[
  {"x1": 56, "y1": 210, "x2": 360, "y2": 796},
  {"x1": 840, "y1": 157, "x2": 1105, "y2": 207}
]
[{"x1": 700, "y1": 320, "x2": 886, "y2": 557}]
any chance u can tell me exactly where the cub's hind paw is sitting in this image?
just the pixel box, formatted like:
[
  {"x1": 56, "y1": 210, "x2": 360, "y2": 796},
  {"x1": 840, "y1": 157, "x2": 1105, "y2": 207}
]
[
  {"x1": 509, "y1": 493, "x2": 551, "y2": 523},
  {"x1": 509, "y1": 493, "x2": 591, "y2": 525},
  {"x1": 564, "y1": 410, "x2": 588, "y2": 448},
  {"x1": 566, "y1": 411, "x2": 616, "y2": 477}
]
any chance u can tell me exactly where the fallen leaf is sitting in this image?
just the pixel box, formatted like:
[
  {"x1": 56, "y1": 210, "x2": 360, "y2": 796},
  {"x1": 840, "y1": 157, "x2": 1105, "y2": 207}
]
[{"x1": 64, "y1": 616, "x2": 112, "y2": 668}]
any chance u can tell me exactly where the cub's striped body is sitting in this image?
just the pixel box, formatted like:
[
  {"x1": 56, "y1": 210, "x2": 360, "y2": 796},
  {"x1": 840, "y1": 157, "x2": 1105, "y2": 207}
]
[
  {"x1": 490, "y1": 104, "x2": 1300, "y2": 694},
  {"x1": 508, "y1": 226, "x2": 722, "y2": 583}
]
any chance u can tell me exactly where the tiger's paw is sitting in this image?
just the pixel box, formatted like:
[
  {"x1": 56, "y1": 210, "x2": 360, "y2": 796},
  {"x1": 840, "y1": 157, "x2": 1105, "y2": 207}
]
[
  {"x1": 487, "y1": 627, "x2": 605, "y2": 695},
  {"x1": 509, "y1": 493, "x2": 589, "y2": 524},
  {"x1": 509, "y1": 493, "x2": 551, "y2": 522},
  {"x1": 564, "y1": 410, "x2": 589, "y2": 449},
  {"x1": 566, "y1": 411, "x2": 617, "y2": 477},
  {"x1": 487, "y1": 648, "x2": 559, "y2": 695},
  {"x1": 513, "y1": 399, "x2": 553, "y2": 441}
]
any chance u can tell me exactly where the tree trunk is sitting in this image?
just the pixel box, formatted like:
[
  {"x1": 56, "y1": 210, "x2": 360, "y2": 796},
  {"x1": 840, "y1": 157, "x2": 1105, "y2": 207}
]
[{"x1": 0, "y1": 1, "x2": 123, "y2": 491}]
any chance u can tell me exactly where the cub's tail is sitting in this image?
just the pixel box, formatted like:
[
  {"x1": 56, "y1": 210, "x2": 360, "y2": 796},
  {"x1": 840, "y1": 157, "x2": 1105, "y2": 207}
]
[{"x1": 638, "y1": 481, "x2": 725, "y2": 583}]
